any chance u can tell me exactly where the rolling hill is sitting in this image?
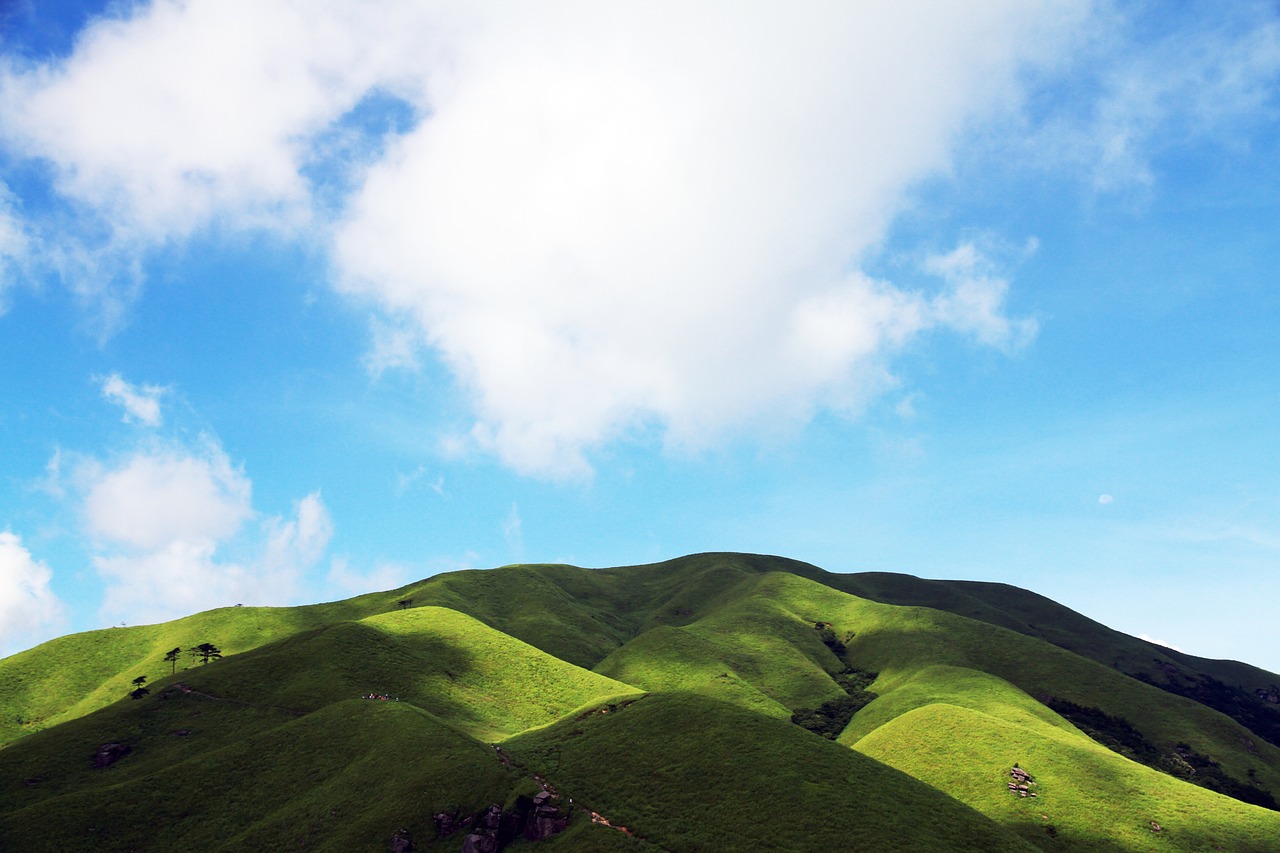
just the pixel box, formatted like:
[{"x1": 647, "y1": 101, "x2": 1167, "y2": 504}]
[{"x1": 2, "y1": 553, "x2": 1278, "y2": 851}]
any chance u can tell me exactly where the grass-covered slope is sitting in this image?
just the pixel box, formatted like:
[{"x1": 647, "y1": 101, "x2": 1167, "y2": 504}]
[
  {"x1": 504, "y1": 692, "x2": 1039, "y2": 852},
  {"x1": 0, "y1": 605, "x2": 639, "y2": 851},
  {"x1": 177, "y1": 606, "x2": 640, "y2": 740},
  {"x1": 0, "y1": 590, "x2": 417, "y2": 747},
  {"x1": 587, "y1": 568, "x2": 1280, "y2": 848},
  {"x1": 0, "y1": 693, "x2": 527, "y2": 852},
  {"x1": 0, "y1": 552, "x2": 789, "y2": 747},
  {"x1": 857, "y1": 702, "x2": 1280, "y2": 853},
  {"x1": 593, "y1": 582, "x2": 848, "y2": 719},
  {"x1": 4, "y1": 552, "x2": 1280, "y2": 851},
  {"x1": 828, "y1": 570, "x2": 1280, "y2": 743}
]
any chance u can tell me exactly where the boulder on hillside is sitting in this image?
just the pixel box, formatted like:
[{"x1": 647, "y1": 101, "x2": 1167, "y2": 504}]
[{"x1": 92, "y1": 742, "x2": 131, "y2": 768}]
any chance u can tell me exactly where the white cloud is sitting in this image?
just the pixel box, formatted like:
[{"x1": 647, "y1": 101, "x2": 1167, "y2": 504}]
[
  {"x1": 0, "y1": 0, "x2": 440, "y2": 241},
  {"x1": 0, "y1": 0, "x2": 445, "y2": 329},
  {"x1": 0, "y1": 531, "x2": 65, "y2": 657},
  {"x1": 100, "y1": 373, "x2": 165, "y2": 426},
  {"x1": 334, "y1": 3, "x2": 1080, "y2": 476},
  {"x1": 260, "y1": 492, "x2": 333, "y2": 577},
  {"x1": 1099, "y1": 494, "x2": 1114, "y2": 505},
  {"x1": 1138, "y1": 633, "x2": 1185, "y2": 653},
  {"x1": 82, "y1": 439, "x2": 252, "y2": 551},
  {"x1": 925, "y1": 243, "x2": 1038, "y2": 351},
  {"x1": 75, "y1": 439, "x2": 331, "y2": 622},
  {"x1": 7, "y1": 3, "x2": 1275, "y2": 477}
]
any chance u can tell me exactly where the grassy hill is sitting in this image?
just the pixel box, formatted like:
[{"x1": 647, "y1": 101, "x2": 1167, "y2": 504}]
[{"x1": 2, "y1": 552, "x2": 1278, "y2": 851}]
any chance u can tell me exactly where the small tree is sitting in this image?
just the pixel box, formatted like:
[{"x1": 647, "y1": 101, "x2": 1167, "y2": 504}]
[
  {"x1": 397, "y1": 598, "x2": 413, "y2": 610},
  {"x1": 164, "y1": 647, "x2": 182, "y2": 675},
  {"x1": 129, "y1": 675, "x2": 149, "y2": 700},
  {"x1": 194, "y1": 643, "x2": 223, "y2": 665}
]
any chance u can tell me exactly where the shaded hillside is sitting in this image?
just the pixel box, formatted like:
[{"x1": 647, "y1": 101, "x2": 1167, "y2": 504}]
[
  {"x1": 504, "y1": 692, "x2": 1038, "y2": 852},
  {"x1": 825, "y1": 570, "x2": 1280, "y2": 750}
]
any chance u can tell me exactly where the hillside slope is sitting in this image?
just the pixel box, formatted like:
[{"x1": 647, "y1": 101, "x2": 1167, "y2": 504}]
[{"x1": 3, "y1": 553, "x2": 1279, "y2": 851}]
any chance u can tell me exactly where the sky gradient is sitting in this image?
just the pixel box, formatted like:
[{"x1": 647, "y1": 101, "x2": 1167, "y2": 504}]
[{"x1": 1, "y1": 1, "x2": 1278, "y2": 671}]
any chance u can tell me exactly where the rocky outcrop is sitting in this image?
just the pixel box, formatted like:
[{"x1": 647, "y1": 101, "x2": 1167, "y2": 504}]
[
  {"x1": 452, "y1": 792, "x2": 569, "y2": 852},
  {"x1": 523, "y1": 791, "x2": 568, "y2": 841},
  {"x1": 460, "y1": 804, "x2": 503, "y2": 853},
  {"x1": 433, "y1": 812, "x2": 470, "y2": 837},
  {"x1": 390, "y1": 827, "x2": 413, "y2": 851},
  {"x1": 92, "y1": 742, "x2": 131, "y2": 768}
]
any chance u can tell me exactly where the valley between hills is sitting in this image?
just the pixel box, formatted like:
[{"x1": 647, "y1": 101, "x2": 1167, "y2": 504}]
[{"x1": 2, "y1": 553, "x2": 1279, "y2": 851}]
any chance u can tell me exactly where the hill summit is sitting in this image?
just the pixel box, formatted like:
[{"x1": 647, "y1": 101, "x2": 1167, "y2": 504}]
[{"x1": 2, "y1": 552, "x2": 1278, "y2": 851}]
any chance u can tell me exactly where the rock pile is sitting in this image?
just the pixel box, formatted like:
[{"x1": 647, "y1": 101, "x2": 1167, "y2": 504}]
[
  {"x1": 460, "y1": 804, "x2": 503, "y2": 853},
  {"x1": 1008, "y1": 765, "x2": 1038, "y2": 798},
  {"x1": 439, "y1": 791, "x2": 569, "y2": 852}
]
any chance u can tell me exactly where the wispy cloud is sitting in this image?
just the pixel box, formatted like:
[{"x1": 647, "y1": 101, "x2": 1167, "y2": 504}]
[
  {"x1": 501, "y1": 502, "x2": 523, "y2": 560},
  {"x1": 1005, "y1": 4, "x2": 1280, "y2": 191},
  {"x1": 394, "y1": 464, "x2": 444, "y2": 497},
  {"x1": 924, "y1": 242, "x2": 1038, "y2": 351},
  {"x1": 100, "y1": 373, "x2": 165, "y2": 426},
  {"x1": 325, "y1": 556, "x2": 412, "y2": 599},
  {"x1": 0, "y1": 183, "x2": 30, "y2": 314}
]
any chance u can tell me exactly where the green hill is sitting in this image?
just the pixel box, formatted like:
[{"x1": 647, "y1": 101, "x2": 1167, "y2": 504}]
[{"x1": 2, "y1": 552, "x2": 1278, "y2": 851}]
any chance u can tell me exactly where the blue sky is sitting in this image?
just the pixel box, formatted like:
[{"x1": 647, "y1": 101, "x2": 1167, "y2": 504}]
[{"x1": 0, "y1": 1, "x2": 1277, "y2": 672}]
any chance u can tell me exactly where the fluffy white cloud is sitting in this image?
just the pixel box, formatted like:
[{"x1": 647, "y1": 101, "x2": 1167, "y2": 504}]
[
  {"x1": 334, "y1": 2, "x2": 1084, "y2": 475},
  {"x1": 0, "y1": 0, "x2": 442, "y2": 241},
  {"x1": 0, "y1": 532, "x2": 65, "y2": 657},
  {"x1": 100, "y1": 373, "x2": 165, "y2": 426},
  {"x1": 82, "y1": 440, "x2": 252, "y2": 551},
  {"x1": 76, "y1": 440, "x2": 331, "y2": 622},
  {"x1": 6, "y1": 3, "x2": 1275, "y2": 477},
  {"x1": 0, "y1": 1, "x2": 1085, "y2": 476}
]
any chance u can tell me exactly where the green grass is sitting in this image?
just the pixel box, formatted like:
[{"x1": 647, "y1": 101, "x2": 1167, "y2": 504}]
[
  {"x1": 148, "y1": 606, "x2": 642, "y2": 742},
  {"x1": 0, "y1": 696, "x2": 526, "y2": 852},
  {"x1": 593, "y1": 585, "x2": 848, "y2": 718},
  {"x1": 4, "y1": 552, "x2": 1280, "y2": 851},
  {"x1": 743, "y1": 571, "x2": 1280, "y2": 797},
  {"x1": 856, "y1": 703, "x2": 1280, "y2": 852},
  {"x1": 0, "y1": 598, "x2": 396, "y2": 747},
  {"x1": 504, "y1": 692, "x2": 1039, "y2": 853}
]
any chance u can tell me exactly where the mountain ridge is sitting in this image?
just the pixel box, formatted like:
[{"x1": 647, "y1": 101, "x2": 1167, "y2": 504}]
[{"x1": 3, "y1": 552, "x2": 1278, "y2": 851}]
